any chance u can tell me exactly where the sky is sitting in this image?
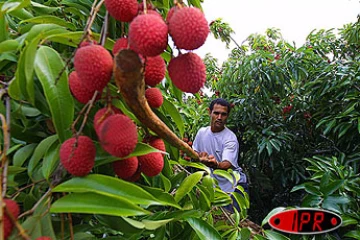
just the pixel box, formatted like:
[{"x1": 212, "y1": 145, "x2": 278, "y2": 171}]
[{"x1": 194, "y1": 0, "x2": 360, "y2": 63}]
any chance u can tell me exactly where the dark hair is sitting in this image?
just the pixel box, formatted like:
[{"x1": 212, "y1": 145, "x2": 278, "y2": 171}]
[{"x1": 209, "y1": 98, "x2": 231, "y2": 114}]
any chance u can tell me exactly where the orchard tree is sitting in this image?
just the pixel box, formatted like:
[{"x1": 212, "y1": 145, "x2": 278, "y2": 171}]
[{"x1": 205, "y1": 17, "x2": 360, "y2": 239}]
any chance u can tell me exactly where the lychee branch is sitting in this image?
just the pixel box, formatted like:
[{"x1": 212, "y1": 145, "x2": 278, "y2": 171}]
[{"x1": 114, "y1": 49, "x2": 199, "y2": 161}]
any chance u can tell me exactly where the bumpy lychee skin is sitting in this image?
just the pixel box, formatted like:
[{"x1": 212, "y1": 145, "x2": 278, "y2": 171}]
[
  {"x1": 94, "y1": 107, "x2": 122, "y2": 136},
  {"x1": 112, "y1": 37, "x2": 129, "y2": 55},
  {"x1": 113, "y1": 157, "x2": 139, "y2": 180},
  {"x1": 168, "y1": 7, "x2": 209, "y2": 50},
  {"x1": 126, "y1": 169, "x2": 142, "y2": 182},
  {"x1": 168, "y1": 53, "x2": 206, "y2": 93},
  {"x1": 138, "y1": 9, "x2": 162, "y2": 18},
  {"x1": 129, "y1": 14, "x2": 168, "y2": 57},
  {"x1": 138, "y1": 152, "x2": 164, "y2": 177},
  {"x1": 166, "y1": 6, "x2": 179, "y2": 23},
  {"x1": 145, "y1": 88, "x2": 163, "y2": 108},
  {"x1": 69, "y1": 71, "x2": 97, "y2": 104},
  {"x1": 60, "y1": 136, "x2": 96, "y2": 176},
  {"x1": 74, "y1": 44, "x2": 113, "y2": 91},
  {"x1": 144, "y1": 55, "x2": 166, "y2": 87},
  {"x1": 3, "y1": 199, "x2": 20, "y2": 239},
  {"x1": 149, "y1": 137, "x2": 166, "y2": 153},
  {"x1": 99, "y1": 114, "x2": 138, "y2": 158},
  {"x1": 104, "y1": 0, "x2": 138, "y2": 22}
]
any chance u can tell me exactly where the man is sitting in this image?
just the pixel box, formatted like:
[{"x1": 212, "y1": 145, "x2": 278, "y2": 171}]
[{"x1": 192, "y1": 98, "x2": 248, "y2": 212}]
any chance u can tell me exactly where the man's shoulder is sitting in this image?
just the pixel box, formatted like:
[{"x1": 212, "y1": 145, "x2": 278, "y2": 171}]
[
  {"x1": 197, "y1": 126, "x2": 211, "y2": 134},
  {"x1": 223, "y1": 127, "x2": 237, "y2": 138}
]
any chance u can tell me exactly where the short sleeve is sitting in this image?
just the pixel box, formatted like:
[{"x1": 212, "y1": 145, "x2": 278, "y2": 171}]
[{"x1": 221, "y1": 139, "x2": 239, "y2": 167}]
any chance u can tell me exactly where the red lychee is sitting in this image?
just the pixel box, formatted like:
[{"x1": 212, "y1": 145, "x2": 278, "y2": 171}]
[
  {"x1": 129, "y1": 14, "x2": 168, "y2": 57},
  {"x1": 74, "y1": 44, "x2": 113, "y2": 91},
  {"x1": 138, "y1": 152, "x2": 164, "y2": 177},
  {"x1": 145, "y1": 88, "x2": 163, "y2": 108},
  {"x1": 143, "y1": 136, "x2": 166, "y2": 153},
  {"x1": 3, "y1": 198, "x2": 20, "y2": 240},
  {"x1": 112, "y1": 37, "x2": 129, "y2": 55},
  {"x1": 94, "y1": 107, "x2": 122, "y2": 136},
  {"x1": 99, "y1": 114, "x2": 138, "y2": 158},
  {"x1": 138, "y1": 9, "x2": 162, "y2": 18},
  {"x1": 104, "y1": 0, "x2": 138, "y2": 22},
  {"x1": 60, "y1": 136, "x2": 96, "y2": 176},
  {"x1": 168, "y1": 52, "x2": 206, "y2": 93},
  {"x1": 166, "y1": 6, "x2": 179, "y2": 23},
  {"x1": 126, "y1": 169, "x2": 142, "y2": 182},
  {"x1": 144, "y1": 55, "x2": 166, "y2": 87},
  {"x1": 113, "y1": 156, "x2": 139, "y2": 180},
  {"x1": 168, "y1": 7, "x2": 209, "y2": 50},
  {"x1": 69, "y1": 71, "x2": 98, "y2": 104}
]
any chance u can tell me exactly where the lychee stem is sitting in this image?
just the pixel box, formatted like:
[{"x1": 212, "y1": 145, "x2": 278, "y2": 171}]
[
  {"x1": 143, "y1": 0, "x2": 147, "y2": 14},
  {"x1": 76, "y1": 91, "x2": 99, "y2": 137},
  {"x1": 114, "y1": 50, "x2": 199, "y2": 161}
]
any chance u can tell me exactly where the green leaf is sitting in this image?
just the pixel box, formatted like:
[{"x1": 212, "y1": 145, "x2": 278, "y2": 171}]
[
  {"x1": 0, "y1": 12, "x2": 8, "y2": 42},
  {"x1": 52, "y1": 174, "x2": 172, "y2": 208},
  {"x1": 344, "y1": 230, "x2": 360, "y2": 239},
  {"x1": 7, "y1": 166, "x2": 27, "y2": 175},
  {"x1": 13, "y1": 143, "x2": 37, "y2": 167},
  {"x1": 142, "y1": 218, "x2": 174, "y2": 230},
  {"x1": 42, "y1": 141, "x2": 60, "y2": 179},
  {"x1": 51, "y1": 192, "x2": 150, "y2": 216},
  {"x1": 1, "y1": 0, "x2": 31, "y2": 13},
  {"x1": 321, "y1": 180, "x2": 343, "y2": 196},
  {"x1": 341, "y1": 215, "x2": 358, "y2": 226},
  {"x1": 185, "y1": 217, "x2": 222, "y2": 240},
  {"x1": 201, "y1": 175, "x2": 214, "y2": 201},
  {"x1": 141, "y1": 186, "x2": 180, "y2": 209},
  {"x1": 28, "y1": 135, "x2": 58, "y2": 177},
  {"x1": 264, "y1": 230, "x2": 290, "y2": 240},
  {"x1": 20, "y1": 16, "x2": 76, "y2": 30},
  {"x1": 162, "y1": 98, "x2": 185, "y2": 137},
  {"x1": 213, "y1": 169, "x2": 234, "y2": 187},
  {"x1": 0, "y1": 39, "x2": 19, "y2": 53},
  {"x1": 34, "y1": 46, "x2": 74, "y2": 142},
  {"x1": 31, "y1": 2, "x2": 61, "y2": 14},
  {"x1": 174, "y1": 171, "x2": 204, "y2": 202}
]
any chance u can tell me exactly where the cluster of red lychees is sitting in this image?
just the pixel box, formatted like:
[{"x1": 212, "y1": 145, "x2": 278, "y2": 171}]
[{"x1": 62, "y1": 0, "x2": 209, "y2": 182}]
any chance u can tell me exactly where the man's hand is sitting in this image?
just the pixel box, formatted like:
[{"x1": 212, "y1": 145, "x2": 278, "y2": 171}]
[{"x1": 198, "y1": 152, "x2": 218, "y2": 168}]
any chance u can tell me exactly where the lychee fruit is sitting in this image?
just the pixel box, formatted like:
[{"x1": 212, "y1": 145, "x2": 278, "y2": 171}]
[
  {"x1": 104, "y1": 0, "x2": 138, "y2": 22},
  {"x1": 99, "y1": 114, "x2": 138, "y2": 158},
  {"x1": 168, "y1": 7, "x2": 209, "y2": 50},
  {"x1": 3, "y1": 198, "x2": 20, "y2": 240},
  {"x1": 74, "y1": 44, "x2": 113, "y2": 91},
  {"x1": 168, "y1": 52, "x2": 206, "y2": 93},
  {"x1": 60, "y1": 136, "x2": 96, "y2": 176},
  {"x1": 145, "y1": 88, "x2": 163, "y2": 108},
  {"x1": 94, "y1": 107, "x2": 122, "y2": 136},
  {"x1": 144, "y1": 55, "x2": 166, "y2": 87},
  {"x1": 112, "y1": 37, "x2": 129, "y2": 55},
  {"x1": 113, "y1": 156, "x2": 139, "y2": 180},
  {"x1": 129, "y1": 14, "x2": 168, "y2": 57},
  {"x1": 126, "y1": 169, "x2": 142, "y2": 182},
  {"x1": 69, "y1": 71, "x2": 98, "y2": 104},
  {"x1": 149, "y1": 137, "x2": 166, "y2": 153},
  {"x1": 138, "y1": 152, "x2": 164, "y2": 177},
  {"x1": 143, "y1": 136, "x2": 166, "y2": 153},
  {"x1": 166, "y1": 6, "x2": 179, "y2": 23}
]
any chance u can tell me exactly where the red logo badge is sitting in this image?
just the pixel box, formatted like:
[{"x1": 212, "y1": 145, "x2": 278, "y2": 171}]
[{"x1": 268, "y1": 208, "x2": 342, "y2": 234}]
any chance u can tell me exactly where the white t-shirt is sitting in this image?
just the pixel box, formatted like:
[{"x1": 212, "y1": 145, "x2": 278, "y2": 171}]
[{"x1": 193, "y1": 126, "x2": 247, "y2": 192}]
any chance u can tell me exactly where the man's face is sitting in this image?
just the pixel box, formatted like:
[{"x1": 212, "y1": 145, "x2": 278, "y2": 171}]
[{"x1": 210, "y1": 104, "x2": 229, "y2": 132}]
